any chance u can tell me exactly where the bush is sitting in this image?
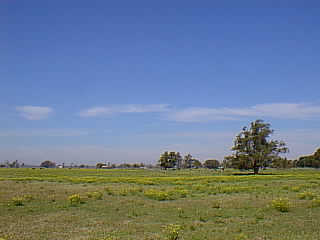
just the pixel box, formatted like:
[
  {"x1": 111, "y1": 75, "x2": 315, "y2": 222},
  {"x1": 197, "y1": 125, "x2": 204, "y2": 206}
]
[
  {"x1": 144, "y1": 189, "x2": 187, "y2": 201},
  {"x1": 12, "y1": 197, "x2": 24, "y2": 206},
  {"x1": 177, "y1": 208, "x2": 185, "y2": 218},
  {"x1": 310, "y1": 199, "x2": 320, "y2": 208},
  {"x1": 235, "y1": 233, "x2": 249, "y2": 240},
  {"x1": 24, "y1": 194, "x2": 34, "y2": 202},
  {"x1": 163, "y1": 224, "x2": 181, "y2": 240},
  {"x1": 290, "y1": 186, "x2": 301, "y2": 192},
  {"x1": 95, "y1": 238, "x2": 117, "y2": 240},
  {"x1": 68, "y1": 194, "x2": 84, "y2": 205},
  {"x1": 212, "y1": 200, "x2": 221, "y2": 208},
  {"x1": 87, "y1": 191, "x2": 103, "y2": 200},
  {"x1": 49, "y1": 194, "x2": 56, "y2": 202},
  {"x1": 104, "y1": 187, "x2": 115, "y2": 196},
  {"x1": 281, "y1": 185, "x2": 290, "y2": 190},
  {"x1": 144, "y1": 189, "x2": 174, "y2": 201},
  {"x1": 199, "y1": 215, "x2": 206, "y2": 222},
  {"x1": 272, "y1": 198, "x2": 290, "y2": 212},
  {"x1": 175, "y1": 189, "x2": 188, "y2": 198},
  {"x1": 118, "y1": 189, "x2": 128, "y2": 196},
  {"x1": 298, "y1": 191, "x2": 317, "y2": 200},
  {"x1": 133, "y1": 179, "x2": 155, "y2": 185},
  {"x1": 129, "y1": 187, "x2": 143, "y2": 196}
]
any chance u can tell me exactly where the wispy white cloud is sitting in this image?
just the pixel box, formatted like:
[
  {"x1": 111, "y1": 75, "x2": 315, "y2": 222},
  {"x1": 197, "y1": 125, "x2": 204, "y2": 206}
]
[
  {"x1": 16, "y1": 106, "x2": 53, "y2": 120},
  {"x1": 142, "y1": 131, "x2": 235, "y2": 140},
  {"x1": 168, "y1": 103, "x2": 320, "y2": 122},
  {"x1": 0, "y1": 128, "x2": 94, "y2": 137},
  {"x1": 79, "y1": 104, "x2": 170, "y2": 118},
  {"x1": 78, "y1": 107, "x2": 113, "y2": 118}
]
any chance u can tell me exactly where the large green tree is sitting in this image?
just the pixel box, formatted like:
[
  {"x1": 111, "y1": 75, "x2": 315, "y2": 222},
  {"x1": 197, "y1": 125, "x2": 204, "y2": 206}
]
[
  {"x1": 158, "y1": 151, "x2": 182, "y2": 169},
  {"x1": 203, "y1": 159, "x2": 220, "y2": 169},
  {"x1": 182, "y1": 153, "x2": 193, "y2": 169},
  {"x1": 192, "y1": 159, "x2": 202, "y2": 168},
  {"x1": 227, "y1": 119, "x2": 288, "y2": 174},
  {"x1": 40, "y1": 160, "x2": 56, "y2": 168}
]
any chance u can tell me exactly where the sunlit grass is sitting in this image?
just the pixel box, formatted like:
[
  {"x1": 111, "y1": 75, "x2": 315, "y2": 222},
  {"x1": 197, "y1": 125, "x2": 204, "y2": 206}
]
[{"x1": 0, "y1": 168, "x2": 320, "y2": 239}]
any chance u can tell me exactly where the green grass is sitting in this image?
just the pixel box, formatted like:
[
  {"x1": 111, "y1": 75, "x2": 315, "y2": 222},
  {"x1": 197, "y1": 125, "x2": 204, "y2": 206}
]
[{"x1": 0, "y1": 168, "x2": 320, "y2": 239}]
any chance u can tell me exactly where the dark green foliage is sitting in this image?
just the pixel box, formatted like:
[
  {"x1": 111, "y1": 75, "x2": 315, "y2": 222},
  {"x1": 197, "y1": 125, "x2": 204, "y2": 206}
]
[
  {"x1": 297, "y1": 148, "x2": 320, "y2": 168},
  {"x1": 95, "y1": 162, "x2": 106, "y2": 168},
  {"x1": 192, "y1": 159, "x2": 202, "y2": 168},
  {"x1": 11, "y1": 197, "x2": 24, "y2": 206},
  {"x1": 272, "y1": 157, "x2": 297, "y2": 169},
  {"x1": 159, "y1": 151, "x2": 182, "y2": 169},
  {"x1": 40, "y1": 160, "x2": 56, "y2": 168},
  {"x1": 226, "y1": 120, "x2": 288, "y2": 174},
  {"x1": 183, "y1": 153, "x2": 193, "y2": 168},
  {"x1": 204, "y1": 159, "x2": 220, "y2": 169}
]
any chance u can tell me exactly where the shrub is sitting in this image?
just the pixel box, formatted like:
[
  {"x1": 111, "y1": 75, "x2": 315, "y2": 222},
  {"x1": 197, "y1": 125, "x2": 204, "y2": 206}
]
[
  {"x1": 93, "y1": 191, "x2": 103, "y2": 200},
  {"x1": 12, "y1": 197, "x2": 24, "y2": 206},
  {"x1": 133, "y1": 179, "x2": 155, "y2": 185},
  {"x1": 144, "y1": 189, "x2": 187, "y2": 201},
  {"x1": 177, "y1": 208, "x2": 185, "y2": 218},
  {"x1": 199, "y1": 215, "x2": 206, "y2": 222},
  {"x1": 163, "y1": 224, "x2": 181, "y2": 240},
  {"x1": 290, "y1": 186, "x2": 301, "y2": 192},
  {"x1": 298, "y1": 191, "x2": 317, "y2": 200},
  {"x1": 144, "y1": 189, "x2": 174, "y2": 201},
  {"x1": 281, "y1": 185, "x2": 290, "y2": 190},
  {"x1": 235, "y1": 233, "x2": 249, "y2": 240},
  {"x1": 49, "y1": 194, "x2": 56, "y2": 202},
  {"x1": 212, "y1": 200, "x2": 221, "y2": 208},
  {"x1": 118, "y1": 189, "x2": 128, "y2": 196},
  {"x1": 129, "y1": 187, "x2": 143, "y2": 196},
  {"x1": 24, "y1": 194, "x2": 34, "y2": 202},
  {"x1": 68, "y1": 194, "x2": 84, "y2": 206},
  {"x1": 87, "y1": 191, "x2": 103, "y2": 200},
  {"x1": 104, "y1": 187, "x2": 115, "y2": 196},
  {"x1": 271, "y1": 198, "x2": 290, "y2": 212},
  {"x1": 95, "y1": 238, "x2": 117, "y2": 240},
  {"x1": 176, "y1": 189, "x2": 188, "y2": 198},
  {"x1": 310, "y1": 199, "x2": 320, "y2": 208}
]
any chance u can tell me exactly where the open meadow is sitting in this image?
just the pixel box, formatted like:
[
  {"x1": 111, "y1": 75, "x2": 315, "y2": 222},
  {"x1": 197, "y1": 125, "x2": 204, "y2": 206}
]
[{"x1": 0, "y1": 168, "x2": 320, "y2": 240}]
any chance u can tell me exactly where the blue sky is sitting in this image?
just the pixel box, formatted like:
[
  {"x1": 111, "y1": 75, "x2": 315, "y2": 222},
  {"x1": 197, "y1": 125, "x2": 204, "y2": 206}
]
[{"x1": 1, "y1": 0, "x2": 320, "y2": 165}]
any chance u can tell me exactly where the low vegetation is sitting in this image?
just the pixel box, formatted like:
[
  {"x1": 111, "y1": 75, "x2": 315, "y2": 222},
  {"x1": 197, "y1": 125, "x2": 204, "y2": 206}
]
[
  {"x1": 271, "y1": 198, "x2": 291, "y2": 212},
  {"x1": 0, "y1": 168, "x2": 320, "y2": 239}
]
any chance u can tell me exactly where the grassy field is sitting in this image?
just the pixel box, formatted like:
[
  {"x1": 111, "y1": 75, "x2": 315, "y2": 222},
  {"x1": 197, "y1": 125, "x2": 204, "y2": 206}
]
[{"x1": 0, "y1": 168, "x2": 320, "y2": 240}]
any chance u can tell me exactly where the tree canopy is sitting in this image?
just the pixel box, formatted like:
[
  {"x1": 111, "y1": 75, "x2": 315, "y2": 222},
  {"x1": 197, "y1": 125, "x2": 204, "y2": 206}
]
[
  {"x1": 203, "y1": 159, "x2": 220, "y2": 169},
  {"x1": 226, "y1": 119, "x2": 288, "y2": 174},
  {"x1": 158, "y1": 151, "x2": 182, "y2": 169},
  {"x1": 40, "y1": 160, "x2": 56, "y2": 168}
]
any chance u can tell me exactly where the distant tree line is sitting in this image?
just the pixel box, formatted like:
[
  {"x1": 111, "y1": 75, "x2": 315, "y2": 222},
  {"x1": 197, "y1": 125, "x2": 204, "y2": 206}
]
[
  {"x1": 1, "y1": 119, "x2": 319, "y2": 173},
  {"x1": 40, "y1": 160, "x2": 56, "y2": 168},
  {"x1": 158, "y1": 120, "x2": 320, "y2": 174},
  {"x1": 0, "y1": 160, "x2": 24, "y2": 168},
  {"x1": 158, "y1": 151, "x2": 220, "y2": 170},
  {"x1": 95, "y1": 162, "x2": 147, "y2": 169},
  {"x1": 296, "y1": 148, "x2": 320, "y2": 168}
]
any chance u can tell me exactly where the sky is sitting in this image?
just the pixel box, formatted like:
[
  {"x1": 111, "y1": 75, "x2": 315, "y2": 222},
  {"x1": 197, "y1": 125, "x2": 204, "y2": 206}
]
[{"x1": 1, "y1": 0, "x2": 320, "y2": 165}]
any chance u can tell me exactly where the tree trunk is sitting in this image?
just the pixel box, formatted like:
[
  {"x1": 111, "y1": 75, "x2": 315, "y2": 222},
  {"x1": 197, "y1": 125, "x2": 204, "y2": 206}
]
[{"x1": 253, "y1": 160, "x2": 259, "y2": 175}]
